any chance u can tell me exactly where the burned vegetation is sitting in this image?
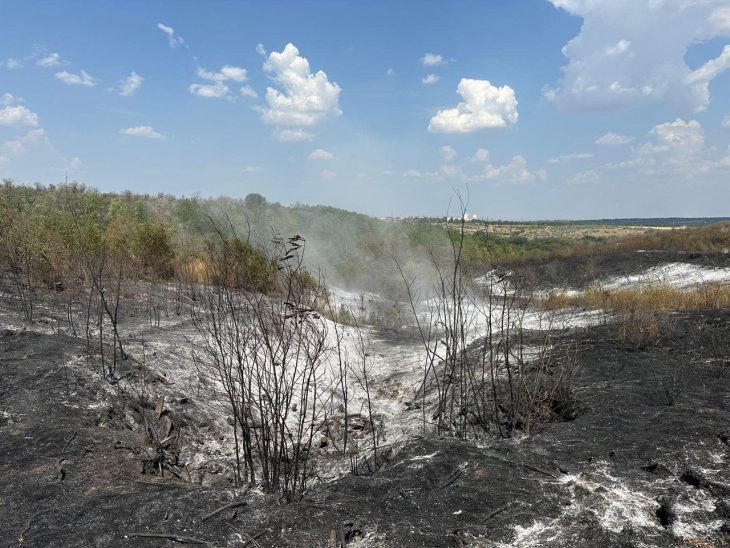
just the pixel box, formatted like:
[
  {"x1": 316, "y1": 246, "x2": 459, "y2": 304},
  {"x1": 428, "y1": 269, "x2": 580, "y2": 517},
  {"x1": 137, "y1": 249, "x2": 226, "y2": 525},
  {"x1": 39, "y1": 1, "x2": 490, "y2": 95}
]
[{"x1": 1, "y1": 182, "x2": 729, "y2": 546}]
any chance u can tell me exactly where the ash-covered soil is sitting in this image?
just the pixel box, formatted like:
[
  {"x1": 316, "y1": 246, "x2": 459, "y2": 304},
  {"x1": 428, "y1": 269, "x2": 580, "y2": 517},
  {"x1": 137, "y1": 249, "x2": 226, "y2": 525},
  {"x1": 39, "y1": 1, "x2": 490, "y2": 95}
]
[
  {"x1": 508, "y1": 250, "x2": 730, "y2": 291},
  {"x1": 1, "y1": 304, "x2": 729, "y2": 547}
]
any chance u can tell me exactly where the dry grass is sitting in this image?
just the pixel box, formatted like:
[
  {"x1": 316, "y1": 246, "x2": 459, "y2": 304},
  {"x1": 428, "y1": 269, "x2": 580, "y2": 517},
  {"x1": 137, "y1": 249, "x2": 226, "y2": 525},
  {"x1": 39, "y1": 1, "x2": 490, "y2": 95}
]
[
  {"x1": 542, "y1": 283, "x2": 730, "y2": 312},
  {"x1": 542, "y1": 283, "x2": 730, "y2": 349},
  {"x1": 614, "y1": 222, "x2": 730, "y2": 254},
  {"x1": 500, "y1": 222, "x2": 730, "y2": 267},
  {"x1": 476, "y1": 222, "x2": 672, "y2": 241}
]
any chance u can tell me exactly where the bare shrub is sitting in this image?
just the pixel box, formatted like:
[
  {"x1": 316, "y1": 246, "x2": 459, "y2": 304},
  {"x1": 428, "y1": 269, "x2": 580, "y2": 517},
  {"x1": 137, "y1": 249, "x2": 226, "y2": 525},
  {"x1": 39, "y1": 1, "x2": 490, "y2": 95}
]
[
  {"x1": 192, "y1": 231, "x2": 335, "y2": 500},
  {"x1": 398, "y1": 196, "x2": 578, "y2": 439},
  {"x1": 613, "y1": 308, "x2": 679, "y2": 350}
]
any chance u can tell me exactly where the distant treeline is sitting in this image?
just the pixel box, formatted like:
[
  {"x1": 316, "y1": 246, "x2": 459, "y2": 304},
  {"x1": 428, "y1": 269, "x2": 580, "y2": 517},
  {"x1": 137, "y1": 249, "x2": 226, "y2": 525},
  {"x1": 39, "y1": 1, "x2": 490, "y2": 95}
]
[
  {"x1": 515, "y1": 217, "x2": 730, "y2": 227},
  {"x1": 405, "y1": 216, "x2": 730, "y2": 227}
]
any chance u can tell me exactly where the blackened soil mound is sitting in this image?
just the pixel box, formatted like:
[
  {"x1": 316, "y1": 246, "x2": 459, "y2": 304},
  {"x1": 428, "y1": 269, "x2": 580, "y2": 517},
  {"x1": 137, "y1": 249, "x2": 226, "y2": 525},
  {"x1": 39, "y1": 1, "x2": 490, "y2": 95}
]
[{"x1": 507, "y1": 250, "x2": 730, "y2": 291}]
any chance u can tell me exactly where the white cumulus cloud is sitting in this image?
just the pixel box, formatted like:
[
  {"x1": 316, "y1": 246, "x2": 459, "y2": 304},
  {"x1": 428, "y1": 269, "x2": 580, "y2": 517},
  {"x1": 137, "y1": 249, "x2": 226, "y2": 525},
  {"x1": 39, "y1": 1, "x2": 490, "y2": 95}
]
[
  {"x1": 636, "y1": 118, "x2": 705, "y2": 171},
  {"x1": 54, "y1": 70, "x2": 96, "y2": 87},
  {"x1": 120, "y1": 126, "x2": 164, "y2": 139},
  {"x1": 0, "y1": 99, "x2": 51, "y2": 166},
  {"x1": 261, "y1": 43, "x2": 341, "y2": 129},
  {"x1": 190, "y1": 65, "x2": 251, "y2": 99},
  {"x1": 723, "y1": 115, "x2": 730, "y2": 129},
  {"x1": 428, "y1": 78, "x2": 518, "y2": 133},
  {"x1": 618, "y1": 118, "x2": 729, "y2": 178},
  {"x1": 0, "y1": 105, "x2": 39, "y2": 127},
  {"x1": 546, "y1": 0, "x2": 730, "y2": 112},
  {"x1": 119, "y1": 72, "x2": 143, "y2": 96},
  {"x1": 648, "y1": 118, "x2": 704, "y2": 153},
  {"x1": 686, "y1": 45, "x2": 730, "y2": 86},
  {"x1": 421, "y1": 53, "x2": 445, "y2": 66},
  {"x1": 189, "y1": 81, "x2": 229, "y2": 98},
  {"x1": 590, "y1": 117, "x2": 730, "y2": 186},
  {"x1": 197, "y1": 65, "x2": 248, "y2": 82},
  {"x1": 37, "y1": 53, "x2": 62, "y2": 67},
  {"x1": 422, "y1": 73, "x2": 440, "y2": 85}
]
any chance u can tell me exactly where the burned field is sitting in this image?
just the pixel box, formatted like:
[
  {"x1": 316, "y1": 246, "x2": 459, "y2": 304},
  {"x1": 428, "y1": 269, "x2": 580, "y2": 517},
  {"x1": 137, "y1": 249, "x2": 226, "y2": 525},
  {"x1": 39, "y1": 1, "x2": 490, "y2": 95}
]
[
  {"x1": 1, "y1": 185, "x2": 729, "y2": 547},
  {"x1": 4, "y1": 0, "x2": 730, "y2": 542},
  {"x1": 1, "y1": 266, "x2": 729, "y2": 547}
]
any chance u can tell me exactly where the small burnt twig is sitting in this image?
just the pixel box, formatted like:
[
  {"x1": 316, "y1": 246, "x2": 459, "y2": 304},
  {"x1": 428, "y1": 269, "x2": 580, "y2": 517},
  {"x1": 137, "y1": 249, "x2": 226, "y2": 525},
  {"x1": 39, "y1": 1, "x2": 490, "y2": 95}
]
[
  {"x1": 487, "y1": 452, "x2": 560, "y2": 480},
  {"x1": 18, "y1": 511, "x2": 43, "y2": 544},
  {"x1": 135, "y1": 478, "x2": 190, "y2": 488},
  {"x1": 162, "y1": 463, "x2": 185, "y2": 481},
  {"x1": 224, "y1": 522, "x2": 268, "y2": 548},
  {"x1": 201, "y1": 501, "x2": 247, "y2": 522},
  {"x1": 302, "y1": 501, "x2": 333, "y2": 509},
  {"x1": 124, "y1": 532, "x2": 209, "y2": 545},
  {"x1": 242, "y1": 529, "x2": 268, "y2": 548},
  {"x1": 61, "y1": 430, "x2": 77, "y2": 454},
  {"x1": 519, "y1": 463, "x2": 558, "y2": 480},
  {"x1": 482, "y1": 502, "x2": 512, "y2": 522},
  {"x1": 438, "y1": 469, "x2": 463, "y2": 489}
]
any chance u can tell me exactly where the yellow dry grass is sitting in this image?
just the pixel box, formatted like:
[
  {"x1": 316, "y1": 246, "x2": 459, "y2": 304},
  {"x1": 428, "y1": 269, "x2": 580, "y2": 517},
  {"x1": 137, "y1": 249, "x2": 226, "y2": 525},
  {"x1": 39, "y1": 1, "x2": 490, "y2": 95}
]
[
  {"x1": 542, "y1": 283, "x2": 730, "y2": 348},
  {"x1": 177, "y1": 258, "x2": 209, "y2": 283},
  {"x1": 542, "y1": 283, "x2": 730, "y2": 312}
]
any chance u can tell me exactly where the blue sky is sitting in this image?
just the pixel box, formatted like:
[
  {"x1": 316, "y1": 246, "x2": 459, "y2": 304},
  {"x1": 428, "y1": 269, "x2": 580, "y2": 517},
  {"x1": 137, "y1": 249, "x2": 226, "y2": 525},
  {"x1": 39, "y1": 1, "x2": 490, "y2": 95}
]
[{"x1": 1, "y1": 0, "x2": 729, "y2": 219}]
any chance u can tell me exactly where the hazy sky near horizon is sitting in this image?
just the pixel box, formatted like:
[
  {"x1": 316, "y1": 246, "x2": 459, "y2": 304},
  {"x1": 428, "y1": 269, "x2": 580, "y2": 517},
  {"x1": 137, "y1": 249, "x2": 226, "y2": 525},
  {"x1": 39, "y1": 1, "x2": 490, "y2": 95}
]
[{"x1": 1, "y1": 0, "x2": 730, "y2": 219}]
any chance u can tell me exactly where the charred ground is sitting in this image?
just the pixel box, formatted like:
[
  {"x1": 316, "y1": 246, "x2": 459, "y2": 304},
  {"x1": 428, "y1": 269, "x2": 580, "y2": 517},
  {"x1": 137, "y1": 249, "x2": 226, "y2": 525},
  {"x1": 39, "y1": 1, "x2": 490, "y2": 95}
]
[
  {"x1": 1, "y1": 301, "x2": 728, "y2": 546},
  {"x1": 506, "y1": 250, "x2": 730, "y2": 292}
]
